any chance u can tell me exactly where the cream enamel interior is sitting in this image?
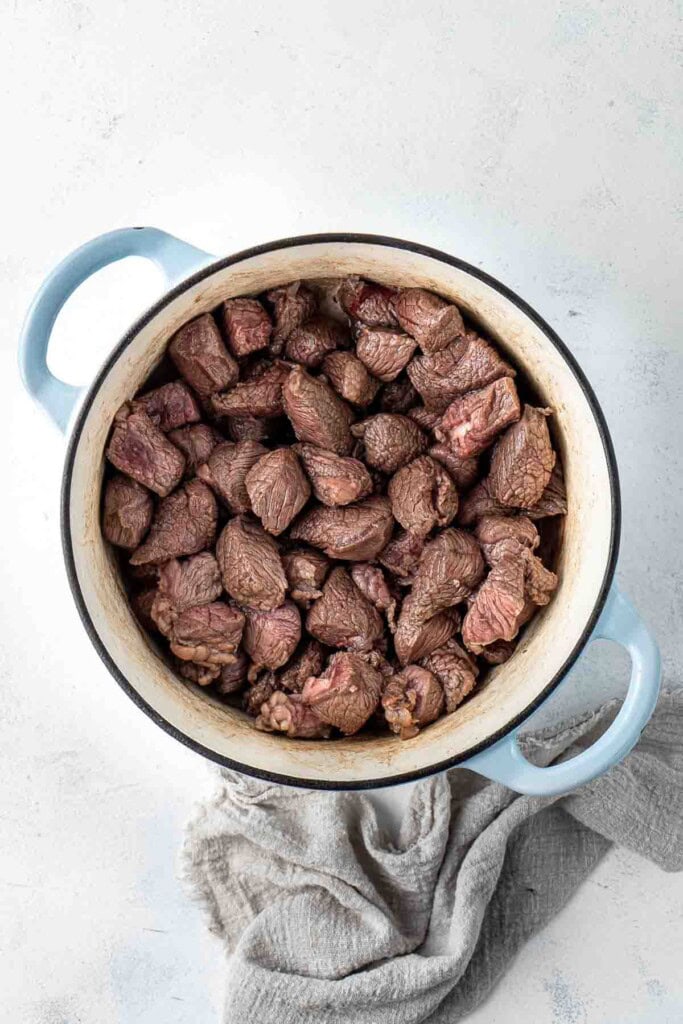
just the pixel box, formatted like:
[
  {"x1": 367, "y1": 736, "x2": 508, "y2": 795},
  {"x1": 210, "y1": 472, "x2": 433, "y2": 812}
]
[{"x1": 66, "y1": 240, "x2": 614, "y2": 784}]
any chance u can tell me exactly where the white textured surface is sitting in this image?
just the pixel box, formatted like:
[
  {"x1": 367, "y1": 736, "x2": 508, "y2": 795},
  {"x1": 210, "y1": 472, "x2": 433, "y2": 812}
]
[{"x1": 1, "y1": 1, "x2": 682, "y2": 1022}]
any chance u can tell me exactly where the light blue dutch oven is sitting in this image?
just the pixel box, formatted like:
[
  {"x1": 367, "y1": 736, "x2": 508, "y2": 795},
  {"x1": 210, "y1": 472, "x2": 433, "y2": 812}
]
[{"x1": 19, "y1": 228, "x2": 661, "y2": 795}]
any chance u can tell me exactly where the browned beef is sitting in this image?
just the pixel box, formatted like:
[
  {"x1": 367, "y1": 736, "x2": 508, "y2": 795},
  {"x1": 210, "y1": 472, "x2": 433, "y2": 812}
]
[
  {"x1": 355, "y1": 326, "x2": 417, "y2": 381},
  {"x1": 221, "y1": 297, "x2": 272, "y2": 358},
  {"x1": 421, "y1": 640, "x2": 479, "y2": 713},
  {"x1": 168, "y1": 424, "x2": 222, "y2": 475},
  {"x1": 393, "y1": 289, "x2": 464, "y2": 353},
  {"x1": 243, "y1": 601, "x2": 302, "y2": 678},
  {"x1": 393, "y1": 603, "x2": 459, "y2": 665},
  {"x1": 435, "y1": 377, "x2": 521, "y2": 458},
  {"x1": 129, "y1": 480, "x2": 217, "y2": 565},
  {"x1": 102, "y1": 474, "x2": 153, "y2": 550},
  {"x1": 321, "y1": 351, "x2": 381, "y2": 407},
  {"x1": 408, "y1": 406, "x2": 441, "y2": 431},
  {"x1": 216, "y1": 516, "x2": 288, "y2": 610},
  {"x1": 351, "y1": 414, "x2": 427, "y2": 473},
  {"x1": 382, "y1": 665, "x2": 444, "y2": 739},
  {"x1": 256, "y1": 691, "x2": 331, "y2": 738},
  {"x1": 244, "y1": 675, "x2": 276, "y2": 717},
  {"x1": 388, "y1": 455, "x2": 458, "y2": 535},
  {"x1": 197, "y1": 440, "x2": 267, "y2": 513},
  {"x1": 379, "y1": 377, "x2": 419, "y2": 414},
  {"x1": 410, "y1": 528, "x2": 485, "y2": 620},
  {"x1": 245, "y1": 448, "x2": 311, "y2": 535},
  {"x1": 132, "y1": 381, "x2": 201, "y2": 432},
  {"x1": 277, "y1": 639, "x2": 325, "y2": 693},
  {"x1": 474, "y1": 516, "x2": 539, "y2": 562},
  {"x1": 378, "y1": 529, "x2": 425, "y2": 583},
  {"x1": 296, "y1": 444, "x2": 372, "y2": 507},
  {"x1": 283, "y1": 366, "x2": 354, "y2": 455},
  {"x1": 106, "y1": 405, "x2": 186, "y2": 497},
  {"x1": 457, "y1": 477, "x2": 506, "y2": 525},
  {"x1": 306, "y1": 567, "x2": 383, "y2": 652},
  {"x1": 350, "y1": 563, "x2": 397, "y2": 631},
  {"x1": 226, "y1": 416, "x2": 272, "y2": 442},
  {"x1": 132, "y1": 588, "x2": 158, "y2": 633},
  {"x1": 285, "y1": 316, "x2": 347, "y2": 368},
  {"x1": 462, "y1": 554, "x2": 527, "y2": 653},
  {"x1": 169, "y1": 314, "x2": 239, "y2": 397},
  {"x1": 178, "y1": 660, "x2": 222, "y2": 687},
  {"x1": 526, "y1": 462, "x2": 567, "y2": 518},
  {"x1": 523, "y1": 548, "x2": 558, "y2": 605},
  {"x1": 479, "y1": 639, "x2": 516, "y2": 665},
  {"x1": 428, "y1": 443, "x2": 480, "y2": 491},
  {"x1": 408, "y1": 332, "x2": 515, "y2": 411},
  {"x1": 266, "y1": 282, "x2": 318, "y2": 351},
  {"x1": 211, "y1": 361, "x2": 291, "y2": 419},
  {"x1": 150, "y1": 552, "x2": 222, "y2": 636},
  {"x1": 281, "y1": 547, "x2": 330, "y2": 607},
  {"x1": 216, "y1": 650, "x2": 250, "y2": 694},
  {"x1": 290, "y1": 496, "x2": 394, "y2": 560},
  {"x1": 169, "y1": 601, "x2": 245, "y2": 667},
  {"x1": 488, "y1": 405, "x2": 556, "y2": 508},
  {"x1": 301, "y1": 651, "x2": 383, "y2": 734},
  {"x1": 336, "y1": 276, "x2": 399, "y2": 328}
]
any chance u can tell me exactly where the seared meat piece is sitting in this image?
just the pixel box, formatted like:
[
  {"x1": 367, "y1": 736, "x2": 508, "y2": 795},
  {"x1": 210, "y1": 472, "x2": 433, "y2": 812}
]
[
  {"x1": 150, "y1": 552, "x2": 222, "y2": 636},
  {"x1": 474, "y1": 516, "x2": 539, "y2": 561},
  {"x1": 168, "y1": 424, "x2": 222, "y2": 475},
  {"x1": 285, "y1": 316, "x2": 347, "y2": 368},
  {"x1": 523, "y1": 548, "x2": 558, "y2": 605},
  {"x1": 435, "y1": 378, "x2": 521, "y2": 458},
  {"x1": 457, "y1": 477, "x2": 506, "y2": 525},
  {"x1": 169, "y1": 313, "x2": 239, "y2": 397},
  {"x1": 407, "y1": 331, "x2": 515, "y2": 412},
  {"x1": 428, "y1": 444, "x2": 479, "y2": 491},
  {"x1": 244, "y1": 675, "x2": 276, "y2": 717},
  {"x1": 488, "y1": 405, "x2": 556, "y2": 508},
  {"x1": 301, "y1": 651, "x2": 384, "y2": 734},
  {"x1": 351, "y1": 414, "x2": 427, "y2": 473},
  {"x1": 243, "y1": 601, "x2": 301, "y2": 679},
  {"x1": 378, "y1": 529, "x2": 425, "y2": 583},
  {"x1": 393, "y1": 603, "x2": 459, "y2": 665},
  {"x1": 306, "y1": 567, "x2": 383, "y2": 652},
  {"x1": 256, "y1": 691, "x2": 331, "y2": 738},
  {"x1": 388, "y1": 455, "x2": 458, "y2": 534},
  {"x1": 132, "y1": 381, "x2": 201, "y2": 432},
  {"x1": 281, "y1": 547, "x2": 330, "y2": 607},
  {"x1": 296, "y1": 444, "x2": 372, "y2": 507},
  {"x1": 479, "y1": 639, "x2": 516, "y2": 665},
  {"x1": 355, "y1": 326, "x2": 417, "y2": 381},
  {"x1": 410, "y1": 528, "x2": 485, "y2": 620},
  {"x1": 106, "y1": 405, "x2": 185, "y2": 497},
  {"x1": 221, "y1": 297, "x2": 272, "y2": 358},
  {"x1": 197, "y1": 440, "x2": 267, "y2": 513},
  {"x1": 245, "y1": 448, "x2": 311, "y2": 534},
  {"x1": 526, "y1": 462, "x2": 567, "y2": 519},
  {"x1": 102, "y1": 474, "x2": 153, "y2": 550},
  {"x1": 392, "y1": 288, "x2": 464, "y2": 353},
  {"x1": 226, "y1": 416, "x2": 271, "y2": 442},
  {"x1": 130, "y1": 480, "x2": 217, "y2": 565},
  {"x1": 132, "y1": 588, "x2": 158, "y2": 633},
  {"x1": 350, "y1": 563, "x2": 397, "y2": 631},
  {"x1": 277, "y1": 639, "x2": 325, "y2": 693},
  {"x1": 336, "y1": 276, "x2": 399, "y2": 328},
  {"x1": 169, "y1": 601, "x2": 245, "y2": 667},
  {"x1": 216, "y1": 516, "x2": 288, "y2": 610},
  {"x1": 421, "y1": 640, "x2": 479, "y2": 713},
  {"x1": 462, "y1": 554, "x2": 527, "y2": 653},
  {"x1": 283, "y1": 366, "x2": 354, "y2": 455},
  {"x1": 379, "y1": 377, "x2": 419, "y2": 414},
  {"x1": 382, "y1": 665, "x2": 444, "y2": 739},
  {"x1": 408, "y1": 406, "x2": 441, "y2": 432},
  {"x1": 178, "y1": 660, "x2": 221, "y2": 687},
  {"x1": 211, "y1": 361, "x2": 291, "y2": 419},
  {"x1": 290, "y1": 496, "x2": 394, "y2": 561},
  {"x1": 321, "y1": 351, "x2": 381, "y2": 407},
  {"x1": 216, "y1": 650, "x2": 250, "y2": 695},
  {"x1": 266, "y1": 281, "x2": 317, "y2": 351}
]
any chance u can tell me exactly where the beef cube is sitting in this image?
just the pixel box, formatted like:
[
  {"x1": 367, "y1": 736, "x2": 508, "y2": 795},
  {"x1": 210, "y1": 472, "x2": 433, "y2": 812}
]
[
  {"x1": 393, "y1": 603, "x2": 459, "y2": 666},
  {"x1": 285, "y1": 316, "x2": 348, "y2": 368},
  {"x1": 169, "y1": 601, "x2": 245, "y2": 667},
  {"x1": 301, "y1": 652, "x2": 384, "y2": 735},
  {"x1": 197, "y1": 440, "x2": 267, "y2": 513},
  {"x1": 393, "y1": 288, "x2": 464, "y2": 353},
  {"x1": 102, "y1": 474, "x2": 153, "y2": 550},
  {"x1": 435, "y1": 378, "x2": 521, "y2": 458},
  {"x1": 296, "y1": 444, "x2": 372, "y2": 507},
  {"x1": 474, "y1": 516, "x2": 539, "y2": 562},
  {"x1": 290, "y1": 496, "x2": 394, "y2": 561},
  {"x1": 378, "y1": 529, "x2": 425, "y2": 583},
  {"x1": 132, "y1": 381, "x2": 201, "y2": 433},
  {"x1": 421, "y1": 640, "x2": 479, "y2": 713},
  {"x1": 523, "y1": 548, "x2": 558, "y2": 605},
  {"x1": 457, "y1": 477, "x2": 506, "y2": 525},
  {"x1": 382, "y1": 665, "x2": 444, "y2": 739},
  {"x1": 266, "y1": 282, "x2": 317, "y2": 351},
  {"x1": 226, "y1": 416, "x2": 272, "y2": 442},
  {"x1": 106, "y1": 405, "x2": 185, "y2": 497},
  {"x1": 336, "y1": 276, "x2": 399, "y2": 328},
  {"x1": 488, "y1": 405, "x2": 556, "y2": 509},
  {"x1": 388, "y1": 455, "x2": 459, "y2": 535},
  {"x1": 256, "y1": 691, "x2": 331, "y2": 738},
  {"x1": 150, "y1": 552, "x2": 222, "y2": 636},
  {"x1": 221, "y1": 297, "x2": 272, "y2": 358},
  {"x1": 379, "y1": 377, "x2": 419, "y2": 414},
  {"x1": 355, "y1": 326, "x2": 417, "y2": 382},
  {"x1": 216, "y1": 650, "x2": 250, "y2": 695},
  {"x1": 407, "y1": 332, "x2": 515, "y2": 411},
  {"x1": 168, "y1": 424, "x2": 222, "y2": 475},
  {"x1": 211, "y1": 361, "x2": 291, "y2": 419},
  {"x1": 276, "y1": 639, "x2": 326, "y2": 693},
  {"x1": 216, "y1": 516, "x2": 287, "y2": 610},
  {"x1": 410, "y1": 528, "x2": 485, "y2": 621},
  {"x1": 351, "y1": 414, "x2": 427, "y2": 473},
  {"x1": 526, "y1": 462, "x2": 567, "y2": 519},
  {"x1": 350, "y1": 563, "x2": 397, "y2": 631},
  {"x1": 245, "y1": 448, "x2": 311, "y2": 534},
  {"x1": 428, "y1": 443, "x2": 479, "y2": 491},
  {"x1": 408, "y1": 406, "x2": 441, "y2": 432},
  {"x1": 129, "y1": 480, "x2": 217, "y2": 565},
  {"x1": 321, "y1": 350, "x2": 381, "y2": 407},
  {"x1": 244, "y1": 675, "x2": 277, "y2": 717},
  {"x1": 281, "y1": 547, "x2": 330, "y2": 607},
  {"x1": 306, "y1": 567, "x2": 383, "y2": 652},
  {"x1": 462, "y1": 555, "x2": 528, "y2": 653},
  {"x1": 283, "y1": 366, "x2": 354, "y2": 455},
  {"x1": 243, "y1": 601, "x2": 302, "y2": 678},
  {"x1": 169, "y1": 314, "x2": 238, "y2": 397}
]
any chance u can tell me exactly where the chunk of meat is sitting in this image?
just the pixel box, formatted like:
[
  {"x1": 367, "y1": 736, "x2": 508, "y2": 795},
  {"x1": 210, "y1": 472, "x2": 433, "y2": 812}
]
[
  {"x1": 379, "y1": 377, "x2": 419, "y2": 414},
  {"x1": 211, "y1": 361, "x2": 291, "y2": 419},
  {"x1": 276, "y1": 639, "x2": 325, "y2": 693},
  {"x1": 226, "y1": 416, "x2": 271, "y2": 442},
  {"x1": 169, "y1": 602, "x2": 245, "y2": 667},
  {"x1": 410, "y1": 528, "x2": 485, "y2": 620},
  {"x1": 392, "y1": 288, "x2": 464, "y2": 353},
  {"x1": 244, "y1": 675, "x2": 276, "y2": 717},
  {"x1": 168, "y1": 424, "x2": 222, "y2": 475},
  {"x1": 378, "y1": 529, "x2": 425, "y2": 583},
  {"x1": 523, "y1": 548, "x2": 558, "y2": 605},
  {"x1": 407, "y1": 331, "x2": 516, "y2": 412},
  {"x1": 336, "y1": 276, "x2": 399, "y2": 328},
  {"x1": 102, "y1": 474, "x2": 153, "y2": 550},
  {"x1": 266, "y1": 282, "x2": 318, "y2": 351},
  {"x1": 301, "y1": 651, "x2": 383, "y2": 734},
  {"x1": 462, "y1": 555, "x2": 528, "y2": 653},
  {"x1": 421, "y1": 640, "x2": 479, "y2": 713},
  {"x1": 221, "y1": 297, "x2": 272, "y2": 358},
  {"x1": 281, "y1": 547, "x2": 330, "y2": 607},
  {"x1": 132, "y1": 381, "x2": 201, "y2": 432},
  {"x1": 488, "y1": 405, "x2": 556, "y2": 508},
  {"x1": 129, "y1": 480, "x2": 217, "y2": 565},
  {"x1": 382, "y1": 665, "x2": 444, "y2": 739},
  {"x1": 435, "y1": 377, "x2": 522, "y2": 458},
  {"x1": 296, "y1": 443, "x2": 372, "y2": 507},
  {"x1": 351, "y1": 414, "x2": 427, "y2": 473},
  {"x1": 393, "y1": 603, "x2": 459, "y2": 665},
  {"x1": 256, "y1": 691, "x2": 332, "y2": 739},
  {"x1": 197, "y1": 440, "x2": 267, "y2": 513},
  {"x1": 474, "y1": 516, "x2": 539, "y2": 562},
  {"x1": 388, "y1": 455, "x2": 458, "y2": 535},
  {"x1": 216, "y1": 516, "x2": 287, "y2": 610},
  {"x1": 178, "y1": 660, "x2": 221, "y2": 687},
  {"x1": 458, "y1": 477, "x2": 506, "y2": 525},
  {"x1": 150, "y1": 552, "x2": 222, "y2": 636},
  {"x1": 306, "y1": 567, "x2": 383, "y2": 652},
  {"x1": 428, "y1": 444, "x2": 480, "y2": 491},
  {"x1": 290, "y1": 496, "x2": 394, "y2": 561},
  {"x1": 285, "y1": 316, "x2": 347, "y2": 368},
  {"x1": 169, "y1": 314, "x2": 239, "y2": 397},
  {"x1": 408, "y1": 406, "x2": 441, "y2": 432},
  {"x1": 479, "y1": 639, "x2": 516, "y2": 665},
  {"x1": 355, "y1": 326, "x2": 417, "y2": 381},
  {"x1": 283, "y1": 366, "x2": 354, "y2": 455},
  {"x1": 216, "y1": 650, "x2": 250, "y2": 695},
  {"x1": 350, "y1": 563, "x2": 397, "y2": 631},
  {"x1": 245, "y1": 448, "x2": 311, "y2": 535},
  {"x1": 132, "y1": 588, "x2": 158, "y2": 633},
  {"x1": 106, "y1": 405, "x2": 185, "y2": 497},
  {"x1": 243, "y1": 601, "x2": 302, "y2": 679},
  {"x1": 526, "y1": 462, "x2": 567, "y2": 519},
  {"x1": 321, "y1": 351, "x2": 381, "y2": 407}
]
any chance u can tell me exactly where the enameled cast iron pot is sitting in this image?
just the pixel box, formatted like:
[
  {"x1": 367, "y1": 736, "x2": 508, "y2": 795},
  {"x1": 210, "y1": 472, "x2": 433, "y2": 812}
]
[{"x1": 19, "y1": 228, "x2": 661, "y2": 795}]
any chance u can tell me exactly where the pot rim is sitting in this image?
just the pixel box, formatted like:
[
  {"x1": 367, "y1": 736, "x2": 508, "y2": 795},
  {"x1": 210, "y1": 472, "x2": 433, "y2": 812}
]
[{"x1": 61, "y1": 231, "x2": 621, "y2": 790}]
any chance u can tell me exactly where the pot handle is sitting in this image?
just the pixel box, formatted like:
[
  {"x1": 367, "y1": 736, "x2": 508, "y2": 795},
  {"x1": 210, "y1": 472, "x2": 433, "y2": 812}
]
[
  {"x1": 461, "y1": 586, "x2": 660, "y2": 796},
  {"x1": 18, "y1": 227, "x2": 215, "y2": 432}
]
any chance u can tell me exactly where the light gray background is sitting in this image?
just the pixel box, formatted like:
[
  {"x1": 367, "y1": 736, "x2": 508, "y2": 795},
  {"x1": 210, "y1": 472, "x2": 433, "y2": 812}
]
[{"x1": 1, "y1": 2, "x2": 681, "y2": 1022}]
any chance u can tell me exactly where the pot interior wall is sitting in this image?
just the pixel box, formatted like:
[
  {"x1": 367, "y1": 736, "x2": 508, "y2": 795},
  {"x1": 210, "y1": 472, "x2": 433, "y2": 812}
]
[{"x1": 66, "y1": 240, "x2": 614, "y2": 784}]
